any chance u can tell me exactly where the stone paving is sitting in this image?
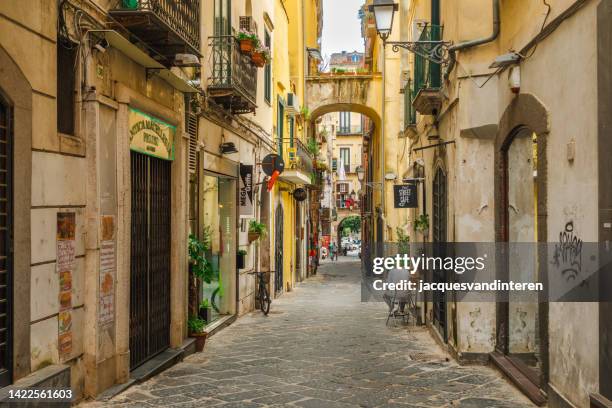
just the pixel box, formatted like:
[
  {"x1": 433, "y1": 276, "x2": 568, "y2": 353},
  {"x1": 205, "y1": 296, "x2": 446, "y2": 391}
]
[{"x1": 84, "y1": 260, "x2": 536, "y2": 408}]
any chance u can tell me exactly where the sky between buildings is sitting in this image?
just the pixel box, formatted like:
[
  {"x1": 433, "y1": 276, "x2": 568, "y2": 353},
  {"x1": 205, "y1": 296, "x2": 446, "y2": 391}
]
[{"x1": 321, "y1": 0, "x2": 365, "y2": 60}]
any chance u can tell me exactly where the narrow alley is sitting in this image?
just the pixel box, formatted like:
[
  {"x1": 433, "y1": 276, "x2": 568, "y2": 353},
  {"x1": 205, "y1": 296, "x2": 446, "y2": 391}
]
[{"x1": 88, "y1": 260, "x2": 535, "y2": 408}]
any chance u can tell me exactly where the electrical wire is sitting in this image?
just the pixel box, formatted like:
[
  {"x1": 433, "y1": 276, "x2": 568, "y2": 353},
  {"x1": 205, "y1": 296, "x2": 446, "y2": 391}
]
[{"x1": 522, "y1": 0, "x2": 552, "y2": 60}]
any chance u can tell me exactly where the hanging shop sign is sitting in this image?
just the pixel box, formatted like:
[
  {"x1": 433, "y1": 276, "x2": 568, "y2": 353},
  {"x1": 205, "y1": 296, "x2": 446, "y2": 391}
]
[
  {"x1": 129, "y1": 108, "x2": 176, "y2": 161},
  {"x1": 240, "y1": 164, "x2": 254, "y2": 217},
  {"x1": 394, "y1": 184, "x2": 418, "y2": 208},
  {"x1": 262, "y1": 154, "x2": 285, "y2": 192},
  {"x1": 293, "y1": 188, "x2": 307, "y2": 202}
]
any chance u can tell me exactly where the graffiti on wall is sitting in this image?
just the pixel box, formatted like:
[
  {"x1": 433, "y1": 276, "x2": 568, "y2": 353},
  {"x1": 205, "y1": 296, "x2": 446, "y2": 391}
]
[{"x1": 551, "y1": 221, "x2": 583, "y2": 282}]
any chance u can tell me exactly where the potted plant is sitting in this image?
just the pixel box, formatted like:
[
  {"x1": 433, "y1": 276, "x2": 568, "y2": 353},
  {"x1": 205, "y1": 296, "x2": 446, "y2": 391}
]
[
  {"x1": 413, "y1": 214, "x2": 430, "y2": 236},
  {"x1": 188, "y1": 234, "x2": 213, "y2": 284},
  {"x1": 248, "y1": 220, "x2": 267, "y2": 243},
  {"x1": 188, "y1": 316, "x2": 207, "y2": 352},
  {"x1": 396, "y1": 226, "x2": 410, "y2": 255},
  {"x1": 237, "y1": 249, "x2": 247, "y2": 269},
  {"x1": 198, "y1": 299, "x2": 212, "y2": 323},
  {"x1": 251, "y1": 46, "x2": 270, "y2": 67},
  {"x1": 236, "y1": 29, "x2": 258, "y2": 54}
]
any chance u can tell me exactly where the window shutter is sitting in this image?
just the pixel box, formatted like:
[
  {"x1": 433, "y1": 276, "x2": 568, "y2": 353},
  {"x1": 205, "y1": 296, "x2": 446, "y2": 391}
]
[
  {"x1": 239, "y1": 16, "x2": 257, "y2": 34},
  {"x1": 187, "y1": 112, "x2": 198, "y2": 174}
]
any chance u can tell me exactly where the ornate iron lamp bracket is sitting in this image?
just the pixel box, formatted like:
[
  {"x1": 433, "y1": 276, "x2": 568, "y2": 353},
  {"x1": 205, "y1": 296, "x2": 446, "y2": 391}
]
[{"x1": 385, "y1": 40, "x2": 452, "y2": 65}]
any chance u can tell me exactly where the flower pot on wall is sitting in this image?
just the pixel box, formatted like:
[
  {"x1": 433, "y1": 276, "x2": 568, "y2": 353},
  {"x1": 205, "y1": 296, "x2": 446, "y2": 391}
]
[
  {"x1": 239, "y1": 39, "x2": 254, "y2": 54},
  {"x1": 248, "y1": 232, "x2": 261, "y2": 243},
  {"x1": 251, "y1": 52, "x2": 266, "y2": 67}
]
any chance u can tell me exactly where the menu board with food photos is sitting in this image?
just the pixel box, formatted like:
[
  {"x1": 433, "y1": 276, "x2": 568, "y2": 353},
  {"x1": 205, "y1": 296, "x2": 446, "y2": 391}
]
[
  {"x1": 56, "y1": 212, "x2": 76, "y2": 358},
  {"x1": 99, "y1": 216, "x2": 116, "y2": 326}
]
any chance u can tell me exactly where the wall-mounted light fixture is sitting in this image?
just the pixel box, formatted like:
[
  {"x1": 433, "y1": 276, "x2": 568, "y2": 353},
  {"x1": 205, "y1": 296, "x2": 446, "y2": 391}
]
[{"x1": 220, "y1": 142, "x2": 238, "y2": 154}]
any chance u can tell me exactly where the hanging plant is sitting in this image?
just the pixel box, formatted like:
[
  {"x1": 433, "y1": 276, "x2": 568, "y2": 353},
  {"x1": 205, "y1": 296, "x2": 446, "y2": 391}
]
[
  {"x1": 236, "y1": 29, "x2": 259, "y2": 54},
  {"x1": 251, "y1": 46, "x2": 270, "y2": 68},
  {"x1": 413, "y1": 214, "x2": 429, "y2": 234},
  {"x1": 307, "y1": 137, "x2": 319, "y2": 157},
  {"x1": 248, "y1": 220, "x2": 267, "y2": 243}
]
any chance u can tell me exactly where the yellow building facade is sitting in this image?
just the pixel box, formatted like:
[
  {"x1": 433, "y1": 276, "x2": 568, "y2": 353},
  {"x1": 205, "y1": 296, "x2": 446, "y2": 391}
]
[{"x1": 271, "y1": 0, "x2": 322, "y2": 295}]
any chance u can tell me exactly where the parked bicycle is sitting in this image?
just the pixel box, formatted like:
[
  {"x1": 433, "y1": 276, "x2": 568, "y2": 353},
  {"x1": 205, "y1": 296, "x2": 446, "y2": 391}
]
[{"x1": 249, "y1": 270, "x2": 272, "y2": 315}]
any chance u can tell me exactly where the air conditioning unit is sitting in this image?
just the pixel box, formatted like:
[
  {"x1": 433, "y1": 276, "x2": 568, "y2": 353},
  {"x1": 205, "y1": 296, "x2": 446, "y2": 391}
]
[{"x1": 286, "y1": 93, "x2": 300, "y2": 116}]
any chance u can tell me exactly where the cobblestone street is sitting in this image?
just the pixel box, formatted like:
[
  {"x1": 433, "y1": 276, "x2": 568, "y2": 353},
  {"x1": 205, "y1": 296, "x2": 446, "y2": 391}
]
[{"x1": 89, "y1": 260, "x2": 536, "y2": 408}]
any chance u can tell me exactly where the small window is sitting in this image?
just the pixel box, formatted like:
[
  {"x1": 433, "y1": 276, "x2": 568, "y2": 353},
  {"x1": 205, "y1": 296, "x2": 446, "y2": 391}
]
[
  {"x1": 264, "y1": 30, "x2": 272, "y2": 103},
  {"x1": 339, "y1": 112, "x2": 351, "y2": 134},
  {"x1": 339, "y1": 147, "x2": 350, "y2": 172},
  {"x1": 57, "y1": 39, "x2": 77, "y2": 135}
]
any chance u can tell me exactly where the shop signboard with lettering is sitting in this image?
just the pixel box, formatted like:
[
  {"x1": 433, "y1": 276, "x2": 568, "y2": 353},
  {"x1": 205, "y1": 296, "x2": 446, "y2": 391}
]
[
  {"x1": 393, "y1": 184, "x2": 418, "y2": 208},
  {"x1": 129, "y1": 108, "x2": 176, "y2": 161}
]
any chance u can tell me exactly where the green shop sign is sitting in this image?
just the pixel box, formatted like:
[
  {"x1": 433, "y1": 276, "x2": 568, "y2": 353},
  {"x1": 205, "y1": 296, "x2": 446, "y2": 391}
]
[{"x1": 129, "y1": 108, "x2": 176, "y2": 161}]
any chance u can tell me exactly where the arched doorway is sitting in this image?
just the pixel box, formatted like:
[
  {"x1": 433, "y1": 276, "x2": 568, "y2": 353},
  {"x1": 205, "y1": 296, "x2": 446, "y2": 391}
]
[
  {"x1": 337, "y1": 215, "x2": 361, "y2": 257},
  {"x1": 0, "y1": 93, "x2": 12, "y2": 387},
  {"x1": 274, "y1": 204, "x2": 284, "y2": 294},
  {"x1": 494, "y1": 94, "x2": 549, "y2": 401},
  {"x1": 501, "y1": 127, "x2": 543, "y2": 382},
  {"x1": 309, "y1": 104, "x2": 381, "y2": 264}
]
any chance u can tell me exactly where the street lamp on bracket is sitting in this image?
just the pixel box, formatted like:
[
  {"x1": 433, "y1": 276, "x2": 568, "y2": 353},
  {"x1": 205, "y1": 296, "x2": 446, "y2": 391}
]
[{"x1": 368, "y1": 0, "x2": 452, "y2": 65}]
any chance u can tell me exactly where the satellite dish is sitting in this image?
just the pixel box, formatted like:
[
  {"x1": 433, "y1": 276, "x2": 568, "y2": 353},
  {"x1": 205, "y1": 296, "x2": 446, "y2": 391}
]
[{"x1": 262, "y1": 154, "x2": 285, "y2": 176}]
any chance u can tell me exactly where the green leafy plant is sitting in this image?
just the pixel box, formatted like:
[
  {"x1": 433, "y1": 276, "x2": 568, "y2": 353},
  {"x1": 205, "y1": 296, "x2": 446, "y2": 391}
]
[
  {"x1": 236, "y1": 29, "x2": 259, "y2": 44},
  {"x1": 199, "y1": 299, "x2": 210, "y2": 310},
  {"x1": 307, "y1": 137, "x2": 319, "y2": 157},
  {"x1": 396, "y1": 226, "x2": 410, "y2": 254},
  {"x1": 413, "y1": 214, "x2": 430, "y2": 233},
  {"x1": 237, "y1": 249, "x2": 247, "y2": 256},
  {"x1": 300, "y1": 106, "x2": 311, "y2": 120},
  {"x1": 248, "y1": 220, "x2": 267, "y2": 237},
  {"x1": 188, "y1": 233, "x2": 213, "y2": 284},
  {"x1": 314, "y1": 160, "x2": 329, "y2": 172},
  {"x1": 188, "y1": 316, "x2": 206, "y2": 333},
  {"x1": 310, "y1": 172, "x2": 318, "y2": 185}
]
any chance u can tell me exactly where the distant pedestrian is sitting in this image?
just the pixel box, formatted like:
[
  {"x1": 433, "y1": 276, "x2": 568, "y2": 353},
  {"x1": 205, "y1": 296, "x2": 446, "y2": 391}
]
[{"x1": 330, "y1": 242, "x2": 338, "y2": 261}]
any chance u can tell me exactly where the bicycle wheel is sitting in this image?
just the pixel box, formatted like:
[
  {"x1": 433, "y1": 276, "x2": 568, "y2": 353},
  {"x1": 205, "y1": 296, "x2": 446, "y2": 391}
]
[{"x1": 260, "y1": 284, "x2": 271, "y2": 315}]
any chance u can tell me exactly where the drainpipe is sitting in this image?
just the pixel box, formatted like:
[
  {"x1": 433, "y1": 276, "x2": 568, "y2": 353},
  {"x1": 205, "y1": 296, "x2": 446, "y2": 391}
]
[{"x1": 444, "y1": 0, "x2": 500, "y2": 80}]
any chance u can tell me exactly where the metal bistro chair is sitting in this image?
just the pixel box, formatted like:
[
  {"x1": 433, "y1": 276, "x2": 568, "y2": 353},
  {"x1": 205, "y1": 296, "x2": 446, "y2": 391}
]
[{"x1": 384, "y1": 267, "x2": 418, "y2": 326}]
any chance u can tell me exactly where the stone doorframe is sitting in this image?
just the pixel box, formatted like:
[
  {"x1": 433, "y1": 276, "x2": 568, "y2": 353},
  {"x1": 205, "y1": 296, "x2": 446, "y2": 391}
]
[
  {"x1": 493, "y1": 93, "x2": 550, "y2": 390},
  {"x1": 0, "y1": 44, "x2": 32, "y2": 382}
]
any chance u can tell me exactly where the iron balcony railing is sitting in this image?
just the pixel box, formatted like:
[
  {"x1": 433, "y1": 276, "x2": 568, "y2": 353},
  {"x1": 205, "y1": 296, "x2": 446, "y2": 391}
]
[
  {"x1": 208, "y1": 35, "x2": 257, "y2": 113},
  {"x1": 413, "y1": 23, "x2": 443, "y2": 94},
  {"x1": 337, "y1": 124, "x2": 363, "y2": 135},
  {"x1": 113, "y1": 0, "x2": 200, "y2": 55},
  {"x1": 278, "y1": 137, "x2": 314, "y2": 175}
]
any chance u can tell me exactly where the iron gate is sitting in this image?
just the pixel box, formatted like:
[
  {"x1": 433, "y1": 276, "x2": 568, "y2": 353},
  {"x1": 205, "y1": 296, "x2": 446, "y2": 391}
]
[
  {"x1": 432, "y1": 167, "x2": 447, "y2": 341},
  {"x1": 130, "y1": 152, "x2": 171, "y2": 369},
  {"x1": 0, "y1": 94, "x2": 12, "y2": 387},
  {"x1": 275, "y1": 205, "x2": 284, "y2": 294}
]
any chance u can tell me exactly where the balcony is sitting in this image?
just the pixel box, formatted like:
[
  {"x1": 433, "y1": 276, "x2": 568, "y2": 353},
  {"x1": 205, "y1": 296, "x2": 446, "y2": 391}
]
[
  {"x1": 208, "y1": 36, "x2": 257, "y2": 114},
  {"x1": 337, "y1": 124, "x2": 363, "y2": 135},
  {"x1": 109, "y1": 0, "x2": 201, "y2": 66},
  {"x1": 279, "y1": 138, "x2": 314, "y2": 185},
  {"x1": 412, "y1": 24, "x2": 443, "y2": 116},
  {"x1": 401, "y1": 79, "x2": 417, "y2": 137}
]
